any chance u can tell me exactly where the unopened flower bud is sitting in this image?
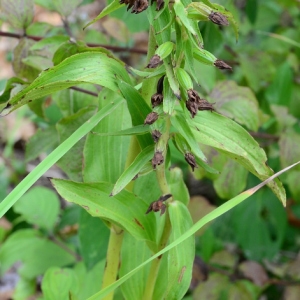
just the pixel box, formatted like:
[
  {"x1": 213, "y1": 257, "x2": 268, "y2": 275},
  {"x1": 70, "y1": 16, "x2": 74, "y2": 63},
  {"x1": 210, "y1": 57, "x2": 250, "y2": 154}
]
[
  {"x1": 144, "y1": 112, "x2": 158, "y2": 125},
  {"x1": 145, "y1": 194, "x2": 172, "y2": 215},
  {"x1": 132, "y1": 0, "x2": 148, "y2": 13},
  {"x1": 151, "y1": 130, "x2": 162, "y2": 143},
  {"x1": 209, "y1": 12, "x2": 229, "y2": 26},
  {"x1": 197, "y1": 99, "x2": 214, "y2": 111},
  {"x1": 186, "y1": 99, "x2": 198, "y2": 118}
]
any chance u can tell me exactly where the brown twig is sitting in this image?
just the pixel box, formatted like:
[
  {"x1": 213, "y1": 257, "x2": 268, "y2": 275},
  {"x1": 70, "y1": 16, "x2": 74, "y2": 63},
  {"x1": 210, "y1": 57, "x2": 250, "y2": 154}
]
[
  {"x1": 0, "y1": 30, "x2": 147, "y2": 54},
  {"x1": 69, "y1": 86, "x2": 98, "y2": 97},
  {"x1": 49, "y1": 235, "x2": 82, "y2": 262},
  {"x1": 249, "y1": 131, "x2": 279, "y2": 141}
]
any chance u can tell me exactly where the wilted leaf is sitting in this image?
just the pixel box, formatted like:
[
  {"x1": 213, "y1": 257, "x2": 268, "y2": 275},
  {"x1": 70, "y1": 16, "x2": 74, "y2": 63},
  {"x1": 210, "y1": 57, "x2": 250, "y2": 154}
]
[
  {"x1": 239, "y1": 261, "x2": 269, "y2": 286},
  {"x1": 1, "y1": 0, "x2": 34, "y2": 29},
  {"x1": 209, "y1": 81, "x2": 259, "y2": 131}
]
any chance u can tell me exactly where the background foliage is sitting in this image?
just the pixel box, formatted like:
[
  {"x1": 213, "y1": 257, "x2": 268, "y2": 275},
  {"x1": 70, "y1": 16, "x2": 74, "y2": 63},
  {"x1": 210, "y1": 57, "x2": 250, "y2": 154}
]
[{"x1": 0, "y1": 0, "x2": 299, "y2": 299}]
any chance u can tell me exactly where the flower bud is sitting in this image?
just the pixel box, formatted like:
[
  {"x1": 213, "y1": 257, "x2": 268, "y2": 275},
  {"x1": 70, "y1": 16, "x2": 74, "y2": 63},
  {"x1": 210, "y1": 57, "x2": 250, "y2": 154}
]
[
  {"x1": 147, "y1": 54, "x2": 162, "y2": 68},
  {"x1": 151, "y1": 129, "x2": 162, "y2": 143},
  {"x1": 151, "y1": 93, "x2": 163, "y2": 107},
  {"x1": 175, "y1": 68, "x2": 193, "y2": 91},
  {"x1": 144, "y1": 112, "x2": 158, "y2": 125},
  {"x1": 185, "y1": 152, "x2": 198, "y2": 171},
  {"x1": 209, "y1": 12, "x2": 229, "y2": 26},
  {"x1": 214, "y1": 59, "x2": 232, "y2": 70},
  {"x1": 152, "y1": 151, "x2": 164, "y2": 169},
  {"x1": 155, "y1": 41, "x2": 174, "y2": 60}
]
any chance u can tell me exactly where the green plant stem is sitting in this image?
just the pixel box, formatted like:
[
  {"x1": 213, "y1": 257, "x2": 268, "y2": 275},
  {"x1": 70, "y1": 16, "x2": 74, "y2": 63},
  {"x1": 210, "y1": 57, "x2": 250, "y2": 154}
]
[
  {"x1": 101, "y1": 135, "x2": 141, "y2": 299},
  {"x1": 143, "y1": 117, "x2": 172, "y2": 299},
  {"x1": 101, "y1": 225, "x2": 124, "y2": 300}
]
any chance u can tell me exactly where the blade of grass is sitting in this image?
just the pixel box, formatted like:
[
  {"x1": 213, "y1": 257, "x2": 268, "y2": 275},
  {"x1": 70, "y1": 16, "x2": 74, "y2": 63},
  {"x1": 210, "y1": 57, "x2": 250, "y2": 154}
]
[
  {"x1": 87, "y1": 160, "x2": 300, "y2": 299},
  {"x1": 0, "y1": 98, "x2": 123, "y2": 218}
]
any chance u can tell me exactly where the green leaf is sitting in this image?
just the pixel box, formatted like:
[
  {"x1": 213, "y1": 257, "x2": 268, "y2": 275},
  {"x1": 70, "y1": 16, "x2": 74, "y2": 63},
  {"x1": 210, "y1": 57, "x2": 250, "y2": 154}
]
[
  {"x1": 286, "y1": 170, "x2": 300, "y2": 201},
  {"x1": 79, "y1": 210, "x2": 109, "y2": 271},
  {"x1": 0, "y1": 229, "x2": 76, "y2": 278},
  {"x1": 13, "y1": 277, "x2": 36, "y2": 300},
  {"x1": 117, "y1": 81, "x2": 153, "y2": 149},
  {"x1": 173, "y1": 0, "x2": 196, "y2": 35},
  {"x1": 112, "y1": 145, "x2": 154, "y2": 196},
  {"x1": 279, "y1": 130, "x2": 300, "y2": 171},
  {"x1": 86, "y1": 161, "x2": 299, "y2": 299},
  {"x1": 83, "y1": 90, "x2": 131, "y2": 183},
  {"x1": 209, "y1": 81, "x2": 260, "y2": 131},
  {"x1": 163, "y1": 76, "x2": 177, "y2": 115},
  {"x1": 245, "y1": 0, "x2": 258, "y2": 24},
  {"x1": 0, "y1": 99, "x2": 123, "y2": 218},
  {"x1": 83, "y1": 0, "x2": 123, "y2": 30},
  {"x1": 91, "y1": 125, "x2": 150, "y2": 137},
  {"x1": 52, "y1": 41, "x2": 80, "y2": 66},
  {"x1": 0, "y1": 77, "x2": 26, "y2": 108},
  {"x1": 57, "y1": 106, "x2": 97, "y2": 181},
  {"x1": 30, "y1": 35, "x2": 70, "y2": 54},
  {"x1": 25, "y1": 126, "x2": 59, "y2": 162},
  {"x1": 167, "y1": 168, "x2": 190, "y2": 205},
  {"x1": 119, "y1": 233, "x2": 151, "y2": 300},
  {"x1": 1, "y1": 52, "x2": 130, "y2": 115},
  {"x1": 50, "y1": 179, "x2": 157, "y2": 245},
  {"x1": 153, "y1": 201, "x2": 194, "y2": 299},
  {"x1": 41, "y1": 267, "x2": 79, "y2": 300},
  {"x1": 13, "y1": 186, "x2": 60, "y2": 231},
  {"x1": 213, "y1": 159, "x2": 248, "y2": 199},
  {"x1": 1, "y1": 0, "x2": 34, "y2": 29},
  {"x1": 189, "y1": 111, "x2": 286, "y2": 204},
  {"x1": 171, "y1": 113, "x2": 207, "y2": 162}
]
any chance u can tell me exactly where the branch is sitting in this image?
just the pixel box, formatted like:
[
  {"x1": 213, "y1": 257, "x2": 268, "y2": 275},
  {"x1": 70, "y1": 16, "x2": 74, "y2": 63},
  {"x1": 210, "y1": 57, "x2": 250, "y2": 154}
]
[{"x1": 0, "y1": 30, "x2": 147, "y2": 54}]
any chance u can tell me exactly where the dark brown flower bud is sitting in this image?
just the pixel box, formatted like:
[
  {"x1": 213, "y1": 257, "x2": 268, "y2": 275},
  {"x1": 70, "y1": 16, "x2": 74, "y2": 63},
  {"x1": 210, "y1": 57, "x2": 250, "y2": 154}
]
[
  {"x1": 156, "y1": 0, "x2": 164, "y2": 11},
  {"x1": 214, "y1": 59, "x2": 232, "y2": 70},
  {"x1": 187, "y1": 89, "x2": 199, "y2": 102},
  {"x1": 145, "y1": 194, "x2": 172, "y2": 215},
  {"x1": 144, "y1": 112, "x2": 158, "y2": 125},
  {"x1": 186, "y1": 99, "x2": 199, "y2": 118},
  {"x1": 197, "y1": 99, "x2": 214, "y2": 112},
  {"x1": 156, "y1": 75, "x2": 165, "y2": 94},
  {"x1": 151, "y1": 129, "x2": 162, "y2": 143},
  {"x1": 152, "y1": 151, "x2": 164, "y2": 169},
  {"x1": 132, "y1": 0, "x2": 149, "y2": 13},
  {"x1": 185, "y1": 153, "x2": 198, "y2": 171},
  {"x1": 147, "y1": 54, "x2": 162, "y2": 68},
  {"x1": 209, "y1": 12, "x2": 229, "y2": 26},
  {"x1": 151, "y1": 93, "x2": 163, "y2": 107}
]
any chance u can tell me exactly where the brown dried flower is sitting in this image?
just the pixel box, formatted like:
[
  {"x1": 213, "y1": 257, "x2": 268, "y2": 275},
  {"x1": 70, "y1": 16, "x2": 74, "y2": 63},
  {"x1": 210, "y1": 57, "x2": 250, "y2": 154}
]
[
  {"x1": 209, "y1": 12, "x2": 229, "y2": 26},
  {"x1": 151, "y1": 130, "x2": 162, "y2": 143},
  {"x1": 151, "y1": 93, "x2": 163, "y2": 107},
  {"x1": 147, "y1": 54, "x2": 162, "y2": 68},
  {"x1": 120, "y1": 0, "x2": 148, "y2": 13},
  {"x1": 152, "y1": 151, "x2": 164, "y2": 169},
  {"x1": 186, "y1": 89, "x2": 214, "y2": 118},
  {"x1": 186, "y1": 99, "x2": 199, "y2": 118},
  {"x1": 185, "y1": 153, "x2": 198, "y2": 171},
  {"x1": 144, "y1": 112, "x2": 158, "y2": 125},
  {"x1": 145, "y1": 194, "x2": 172, "y2": 215},
  {"x1": 214, "y1": 59, "x2": 232, "y2": 70}
]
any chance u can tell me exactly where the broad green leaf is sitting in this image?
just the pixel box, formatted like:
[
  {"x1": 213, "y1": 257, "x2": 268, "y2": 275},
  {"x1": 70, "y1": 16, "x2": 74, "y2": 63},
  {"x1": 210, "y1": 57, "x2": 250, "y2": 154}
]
[
  {"x1": 213, "y1": 159, "x2": 248, "y2": 199},
  {"x1": 51, "y1": 179, "x2": 157, "y2": 245},
  {"x1": 119, "y1": 233, "x2": 151, "y2": 300},
  {"x1": 52, "y1": 41, "x2": 80, "y2": 66},
  {"x1": 0, "y1": 99, "x2": 123, "y2": 218},
  {"x1": 167, "y1": 167, "x2": 189, "y2": 205},
  {"x1": 83, "y1": 0, "x2": 123, "y2": 30},
  {"x1": 172, "y1": 113, "x2": 207, "y2": 162},
  {"x1": 74, "y1": 260, "x2": 105, "y2": 300},
  {"x1": 25, "y1": 126, "x2": 59, "y2": 162},
  {"x1": 271, "y1": 105, "x2": 297, "y2": 132},
  {"x1": 117, "y1": 81, "x2": 153, "y2": 149},
  {"x1": 86, "y1": 161, "x2": 299, "y2": 299},
  {"x1": 111, "y1": 145, "x2": 154, "y2": 196},
  {"x1": 209, "y1": 81, "x2": 260, "y2": 131},
  {"x1": 0, "y1": 229, "x2": 76, "y2": 278},
  {"x1": 265, "y1": 62, "x2": 293, "y2": 106},
  {"x1": 13, "y1": 186, "x2": 60, "y2": 231},
  {"x1": 153, "y1": 201, "x2": 194, "y2": 299},
  {"x1": 91, "y1": 125, "x2": 150, "y2": 137},
  {"x1": 0, "y1": 77, "x2": 26, "y2": 107},
  {"x1": 22, "y1": 55, "x2": 53, "y2": 71},
  {"x1": 41, "y1": 267, "x2": 79, "y2": 300},
  {"x1": 30, "y1": 35, "x2": 70, "y2": 55},
  {"x1": 286, "y1": 170, "x2": 300, "y2": 201},
  {"x1": 52, "y1": 0, "x2": 82, "y2": 17},
  {"x1": 163, "y1": 76, "x2": 177, "y2": 115},
  {"x1": 13, "y1": 277, "x2": 36, "y2": 300},
  {"x1": 1, "y1": 0, "x2": 34, "y2": 29},
  {"x1": 279, "y1": 130, "x2": 300, "y2": 171},
  {"x1": 0, "y1": 52, "x2": 130, "y2": 115},
  {"x1": 188, "y1": 111, "x2": 286, "y2": 204},
  {"x1": 79, "y1": 210, "x2": 109, "y2": 271},
  {"x1": 83, "y1": 90, "x2": 131, "y2": 183},
  {"x1": 57, "y1": 106, "x2": 97, "y2": 181}
]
